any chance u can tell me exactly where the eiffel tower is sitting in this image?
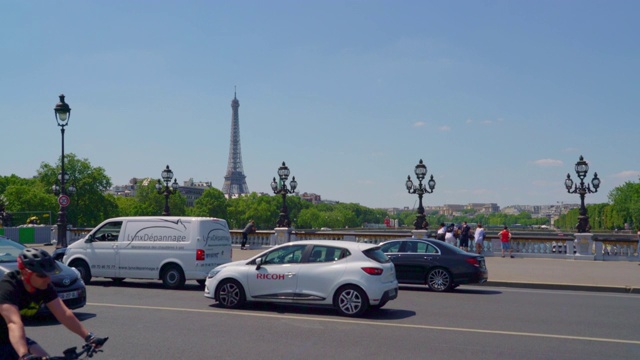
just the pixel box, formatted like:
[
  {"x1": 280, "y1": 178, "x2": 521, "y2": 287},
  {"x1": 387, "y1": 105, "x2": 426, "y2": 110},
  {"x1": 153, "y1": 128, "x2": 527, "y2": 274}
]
[{"x1": 221, "y1": 90, "x2": 250, "y2": 196}]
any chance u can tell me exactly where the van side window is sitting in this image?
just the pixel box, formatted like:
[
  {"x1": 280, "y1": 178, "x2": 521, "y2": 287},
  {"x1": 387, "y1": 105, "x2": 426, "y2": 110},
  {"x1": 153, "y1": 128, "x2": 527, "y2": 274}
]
[{"x1": 93, "y1": 221, "x2": 123, "y2": 242}]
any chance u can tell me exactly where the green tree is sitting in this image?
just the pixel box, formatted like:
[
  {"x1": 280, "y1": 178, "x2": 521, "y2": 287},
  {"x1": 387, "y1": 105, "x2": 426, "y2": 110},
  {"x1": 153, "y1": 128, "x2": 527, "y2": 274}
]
[
  {"x1": 128, "y1": 179, "x2": 187, "y2": 216},
  {"x1": 2, "y1": 184, "x2": 57, "y2": 224},
  {"x1": 36, "y1": 154, "x2": 118, "y2": 227},
  {"x1": 608, "y1": 179, "x2": 640, "y2": 229},
  {"x1": 189, "y1": 187, "x2": 228, "y2": 219}
]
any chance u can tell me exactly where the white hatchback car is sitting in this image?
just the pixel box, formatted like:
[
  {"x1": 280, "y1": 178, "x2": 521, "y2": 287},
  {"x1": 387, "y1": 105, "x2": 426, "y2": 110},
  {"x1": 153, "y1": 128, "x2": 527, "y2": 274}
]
[{"x1": 204, "y1": 240, "x2": 398, "y2": 317}]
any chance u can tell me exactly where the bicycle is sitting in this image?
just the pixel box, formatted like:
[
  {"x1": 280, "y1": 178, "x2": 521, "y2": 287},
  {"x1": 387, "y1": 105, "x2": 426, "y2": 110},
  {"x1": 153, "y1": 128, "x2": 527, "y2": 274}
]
[{"x1": 37, "y1": 337, "x2": 108, "y2": 360}]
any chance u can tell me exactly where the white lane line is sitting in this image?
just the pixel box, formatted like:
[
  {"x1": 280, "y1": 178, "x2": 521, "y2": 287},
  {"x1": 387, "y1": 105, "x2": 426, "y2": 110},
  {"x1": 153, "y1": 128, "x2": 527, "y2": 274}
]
[{"x1": 87, "y1": 302, "x2": 640, "y2": 345}]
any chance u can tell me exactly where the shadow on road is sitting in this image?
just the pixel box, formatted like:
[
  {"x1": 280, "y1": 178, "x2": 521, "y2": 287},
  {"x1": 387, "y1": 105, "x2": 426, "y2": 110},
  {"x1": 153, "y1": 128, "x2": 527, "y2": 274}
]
[
  {"x1": 86, "y1": 280, "x2": 204, "y2": 292},
  {"x1": 208, "y1": 302, "x2": 416, "y2": 320},
  {"x1": 399, "y1": 285, "x2": 501, "y2": 295}
]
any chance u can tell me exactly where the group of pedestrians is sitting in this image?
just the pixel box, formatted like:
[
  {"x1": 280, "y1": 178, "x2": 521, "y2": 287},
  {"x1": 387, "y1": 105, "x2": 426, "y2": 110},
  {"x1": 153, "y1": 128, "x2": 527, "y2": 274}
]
[{"x1": 434, "y1": 222, "x2": 514, "y2": 258}]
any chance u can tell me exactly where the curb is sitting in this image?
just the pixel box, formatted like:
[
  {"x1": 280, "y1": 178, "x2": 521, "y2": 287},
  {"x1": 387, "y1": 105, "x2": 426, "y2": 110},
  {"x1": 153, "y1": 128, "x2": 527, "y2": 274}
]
[{"x1": 475, "y1": 281, "x2": 640, "y2": 294}]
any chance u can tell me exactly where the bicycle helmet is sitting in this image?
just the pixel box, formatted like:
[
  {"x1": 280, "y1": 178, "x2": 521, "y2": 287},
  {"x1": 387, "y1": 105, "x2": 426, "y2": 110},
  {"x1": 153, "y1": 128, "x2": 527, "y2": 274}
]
[{"x1": 17, "y1": 248, "x2": 62, "y2": 276}]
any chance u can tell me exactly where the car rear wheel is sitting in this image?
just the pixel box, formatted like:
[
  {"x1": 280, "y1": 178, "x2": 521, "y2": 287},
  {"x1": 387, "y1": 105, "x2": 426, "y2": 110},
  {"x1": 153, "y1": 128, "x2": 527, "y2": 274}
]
[
  {"x1": 427, "y1": 268, "x2": 452, "y2": 292},
  {"x1": 216, "y1": 279, "x2": 245, "y2": 309},
  {"x1": 161, "y1": 264, "x2": 185, "y2": 289},
  {"x1": 334, "y1": 285, "x2": 369, "y2": 317},
  {"x1": 69, "y1": 259, "x2": 91, "y2": 284}
]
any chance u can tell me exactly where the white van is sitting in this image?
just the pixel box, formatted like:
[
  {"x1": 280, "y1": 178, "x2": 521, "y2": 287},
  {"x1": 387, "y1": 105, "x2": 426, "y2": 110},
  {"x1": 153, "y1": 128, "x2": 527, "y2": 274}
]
[{"x1": 63, "y1": 216, "x2": 232, "y2": 289}]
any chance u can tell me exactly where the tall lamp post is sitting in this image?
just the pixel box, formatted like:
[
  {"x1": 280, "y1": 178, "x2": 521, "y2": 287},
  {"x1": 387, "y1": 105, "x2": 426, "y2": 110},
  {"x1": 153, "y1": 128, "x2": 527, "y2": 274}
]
[
  {"x1": 156, "y1": 165, "x2": 179, "y2": 216},
  {"x1": 53, "y1": 94, "x2": 73, "y2": 248},
  {"x1": 405, "y1": 159, "x2": 436, "y2": 230},
  {"x1": 271, "y1": 162, "x2": 297, "y2": 228},
  {"x1": 564, "y1": 155, "x2": 600, "y2": 233}
]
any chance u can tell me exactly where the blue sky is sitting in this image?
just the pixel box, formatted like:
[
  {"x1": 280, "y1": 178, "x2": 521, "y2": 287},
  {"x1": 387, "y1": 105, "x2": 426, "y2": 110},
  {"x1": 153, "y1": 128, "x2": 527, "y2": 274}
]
[{"x1": 2, "y1": 1, "x2": 638, "y2": 210}]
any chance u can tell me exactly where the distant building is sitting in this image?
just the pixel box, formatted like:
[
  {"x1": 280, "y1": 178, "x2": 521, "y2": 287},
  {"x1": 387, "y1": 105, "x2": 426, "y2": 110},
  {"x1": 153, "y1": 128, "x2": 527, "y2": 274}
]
[
  {"x1": 179, "y1": 178, "x2": 212, "y2": 207},
  {"x1": 300, "y1": 192, "x2": 322, "y2": 204},
  {"x1": 107, "y1": 178, "x2": 143, "y2": 197}
]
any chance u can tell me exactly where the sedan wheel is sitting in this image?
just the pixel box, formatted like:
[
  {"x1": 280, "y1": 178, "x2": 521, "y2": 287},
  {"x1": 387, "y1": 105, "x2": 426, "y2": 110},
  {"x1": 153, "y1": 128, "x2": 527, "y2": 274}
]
[
  {"x1": 334, "y1": 285, "x2": 369, "y2": 317},
  {"x1": 216, "y1": 279, "x2": 245, "y2": 309},
  {"x1": 427, "y1": 268, "x2": 452, "y2": 292}
]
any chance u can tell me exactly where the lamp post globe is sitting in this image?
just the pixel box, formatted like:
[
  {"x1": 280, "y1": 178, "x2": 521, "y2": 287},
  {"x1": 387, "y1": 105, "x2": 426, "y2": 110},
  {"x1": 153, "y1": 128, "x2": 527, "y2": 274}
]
[
  {"x1": 405, "y1": 159, "x2": 436, "y2": 230},
  {"x1": 564, "y1": 155, "x2": 600, "y2": 233},
  {"x1": 53, "y1": 94, "x2": 71, "y2": 248}
]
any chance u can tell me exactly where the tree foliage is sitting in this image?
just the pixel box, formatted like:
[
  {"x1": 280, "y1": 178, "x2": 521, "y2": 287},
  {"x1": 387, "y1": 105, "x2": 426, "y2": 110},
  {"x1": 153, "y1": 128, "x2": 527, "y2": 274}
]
[
  {"x1": 188, "y1": 187, "x2": 228, "y2": 219},
  {"x1": 2, "y1": 161, "x2": 639, "y2": 232}
]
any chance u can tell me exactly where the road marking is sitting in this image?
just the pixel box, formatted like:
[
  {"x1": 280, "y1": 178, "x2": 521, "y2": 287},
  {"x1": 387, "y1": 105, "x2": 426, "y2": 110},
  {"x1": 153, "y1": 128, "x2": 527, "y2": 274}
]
[{"x1": 88, "y1": 302, "x2": 640, "y2": 345}]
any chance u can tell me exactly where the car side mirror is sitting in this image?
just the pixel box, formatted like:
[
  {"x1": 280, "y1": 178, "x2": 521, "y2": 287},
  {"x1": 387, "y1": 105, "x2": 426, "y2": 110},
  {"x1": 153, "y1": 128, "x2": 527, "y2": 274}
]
[
  {"x1": 85, "y1": 234, "x2": 95, "y2": 243},
  {"x1": 255, "y1": 257, "x2": 263, "y2": 270}
]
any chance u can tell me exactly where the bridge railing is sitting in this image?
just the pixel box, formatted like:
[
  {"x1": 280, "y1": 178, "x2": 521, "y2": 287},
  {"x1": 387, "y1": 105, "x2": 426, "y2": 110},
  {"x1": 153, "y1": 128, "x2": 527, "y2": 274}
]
[
  {"x1": 22, "y1": 226, "x2": 636, "y2": 261},
  {"x1": 234, "y1": 229, "x2": 639, "y2": 261}
]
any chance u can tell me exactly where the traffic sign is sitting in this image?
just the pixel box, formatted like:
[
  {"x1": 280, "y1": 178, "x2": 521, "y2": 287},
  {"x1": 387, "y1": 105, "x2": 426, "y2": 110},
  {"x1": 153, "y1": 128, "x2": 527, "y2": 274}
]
[{"x1": 58, "y1": 194, "x2": 70, "y2": 207}]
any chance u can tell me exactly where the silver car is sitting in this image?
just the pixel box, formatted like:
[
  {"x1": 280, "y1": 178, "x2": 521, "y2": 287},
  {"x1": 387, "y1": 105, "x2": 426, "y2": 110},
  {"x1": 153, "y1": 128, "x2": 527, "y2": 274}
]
[{"x1": 204, "y1": 240, "x2": 398, "y2": 317}]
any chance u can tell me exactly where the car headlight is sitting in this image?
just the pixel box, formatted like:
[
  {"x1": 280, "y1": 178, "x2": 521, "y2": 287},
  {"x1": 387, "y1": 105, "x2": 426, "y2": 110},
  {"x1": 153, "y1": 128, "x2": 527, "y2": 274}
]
[
  {"x1": 207, "y1": 269, "x2": 221, "y2": 279},
  {"x1": 71, "y1": 267, "x2": 85, "y2": 284}
]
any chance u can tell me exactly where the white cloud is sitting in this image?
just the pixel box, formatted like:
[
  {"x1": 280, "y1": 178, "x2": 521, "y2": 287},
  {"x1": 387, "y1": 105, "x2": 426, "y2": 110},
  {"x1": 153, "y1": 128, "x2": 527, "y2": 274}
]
[
  {"x1": 466, "y1": 119, "x2": 473, "y2": 124},
  {"x1": 413, "y1": 121, "x2": 426, "y2": 127},
  {"x1": 533, "y1": 159, "x2": 563, "y2": 167},
  {"x1": 611, "y1": 170, "x2": 640, "y2": 179},
  {"x1": 438, "y1": 125, "x2": 451, "y2": 131}
]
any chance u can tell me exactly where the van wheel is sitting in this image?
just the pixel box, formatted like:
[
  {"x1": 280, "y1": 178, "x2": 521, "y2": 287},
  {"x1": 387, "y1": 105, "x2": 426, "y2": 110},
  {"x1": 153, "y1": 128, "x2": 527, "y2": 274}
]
[
  {"x1": 161, "y1": 264, "x2": 185, "y2": 289},
  {"x1": 215, "y1": 279, "x2": 245, "y2": 309},
  {"x1": 69, "y1": 260, "x2": 92, "y2": 284}
]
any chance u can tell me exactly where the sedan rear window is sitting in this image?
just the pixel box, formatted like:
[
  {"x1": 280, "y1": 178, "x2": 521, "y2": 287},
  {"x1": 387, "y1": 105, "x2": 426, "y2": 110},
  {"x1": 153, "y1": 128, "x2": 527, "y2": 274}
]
[{"x1": 362, "y1": 247, "x2": 391, "y2": 264}]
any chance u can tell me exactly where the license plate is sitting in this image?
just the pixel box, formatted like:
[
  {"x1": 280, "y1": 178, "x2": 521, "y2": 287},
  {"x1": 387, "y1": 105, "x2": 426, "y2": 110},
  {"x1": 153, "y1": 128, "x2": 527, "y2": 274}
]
[{"x1": 59, "y1": 290, "x2": 80, "y2": 300}]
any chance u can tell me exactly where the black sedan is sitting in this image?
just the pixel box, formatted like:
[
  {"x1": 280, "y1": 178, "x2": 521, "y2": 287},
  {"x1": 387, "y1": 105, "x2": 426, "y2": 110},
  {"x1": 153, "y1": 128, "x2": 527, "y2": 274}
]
[
  {"x1": 379, "y1": 238, "x2": 488, "y2": 292},
  {"x1": 0, "y1": 236, "x2": 86, "y2": 314}
]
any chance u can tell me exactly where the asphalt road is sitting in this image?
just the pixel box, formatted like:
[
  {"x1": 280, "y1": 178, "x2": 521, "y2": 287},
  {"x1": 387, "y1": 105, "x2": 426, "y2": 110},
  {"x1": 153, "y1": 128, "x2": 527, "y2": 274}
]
[{"x1": 25, "y1": 279, "x2": 640, "y2": 359}]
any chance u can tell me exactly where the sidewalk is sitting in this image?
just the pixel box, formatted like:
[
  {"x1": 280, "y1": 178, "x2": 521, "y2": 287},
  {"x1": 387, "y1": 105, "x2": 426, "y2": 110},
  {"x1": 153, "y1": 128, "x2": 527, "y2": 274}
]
[{"x1": 36, "y1": 244, "x2": 640, "y2": 294}]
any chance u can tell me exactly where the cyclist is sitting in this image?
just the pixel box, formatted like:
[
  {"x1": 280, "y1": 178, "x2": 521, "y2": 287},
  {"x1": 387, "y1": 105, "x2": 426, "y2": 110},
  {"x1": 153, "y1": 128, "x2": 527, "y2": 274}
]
[{"x1": 0, "y1": 248, "x2": 106, "y2": 360}]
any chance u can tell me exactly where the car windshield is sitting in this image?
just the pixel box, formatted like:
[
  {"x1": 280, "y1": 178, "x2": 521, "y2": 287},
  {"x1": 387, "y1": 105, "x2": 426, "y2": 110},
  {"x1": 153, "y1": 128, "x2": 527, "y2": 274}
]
[
  {"x1": 0, "y1": 239, "x2": 24, "y2": 263},
  {"x1": 362, "y1": 247, "x2": 390, "y2": 264}
]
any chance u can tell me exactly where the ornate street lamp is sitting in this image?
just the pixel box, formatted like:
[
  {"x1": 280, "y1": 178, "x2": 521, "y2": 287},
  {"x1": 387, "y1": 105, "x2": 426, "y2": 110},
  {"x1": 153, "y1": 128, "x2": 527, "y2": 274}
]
[
  {"x1": 271, "y1": 161, "x2": 297, "y2": 228},
  {"x1": 565, "y1": 155, "x2": 600, "y2": 233},
  {"x1": 405, "y1": 159, "x2": 436, "y2": 230},
  {"x1": 53, "y1": 94, "x2": 72, "y2": 248},
  {"x1": 156, "y1": 165, "x2": 179, "y2": 216}
]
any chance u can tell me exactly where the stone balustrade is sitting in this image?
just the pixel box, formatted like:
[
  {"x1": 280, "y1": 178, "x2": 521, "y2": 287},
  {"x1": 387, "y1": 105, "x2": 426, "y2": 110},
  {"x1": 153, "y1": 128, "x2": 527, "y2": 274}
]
[
  {"x1": 33, "y1": 226, "x2": 640, "y2": 262},
  {"x1": 233, "y1": 229, "x2": 639, "y2": 261}
]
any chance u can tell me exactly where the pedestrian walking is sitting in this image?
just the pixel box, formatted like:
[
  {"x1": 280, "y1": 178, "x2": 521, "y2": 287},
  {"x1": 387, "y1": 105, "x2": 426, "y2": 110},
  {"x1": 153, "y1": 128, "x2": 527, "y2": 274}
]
[
  {"x1": 459, "y1": 221, "x2": 471, "y2": 251},
  {"x1": 241, "y1": 220, "x2": 256, "y2": 250},
  {"x1": 499, "y1": 225, "x2": 513, "y2": 258},
  {"x1": 474, "y1": 224, "x2": 485, "y2": 254},
  {"x1": 444, "y1": 223, "x2": 456, "y2": 246},
  {"x1": 436, "y1": 223, "x2": 446, "y2": 241}
]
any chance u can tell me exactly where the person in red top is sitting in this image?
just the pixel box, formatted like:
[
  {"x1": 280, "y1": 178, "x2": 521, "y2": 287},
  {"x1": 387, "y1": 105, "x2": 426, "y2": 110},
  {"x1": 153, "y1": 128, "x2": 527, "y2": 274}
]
[{"x1": 498, "y1": 226, "x2": 513, "y2": 258}]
